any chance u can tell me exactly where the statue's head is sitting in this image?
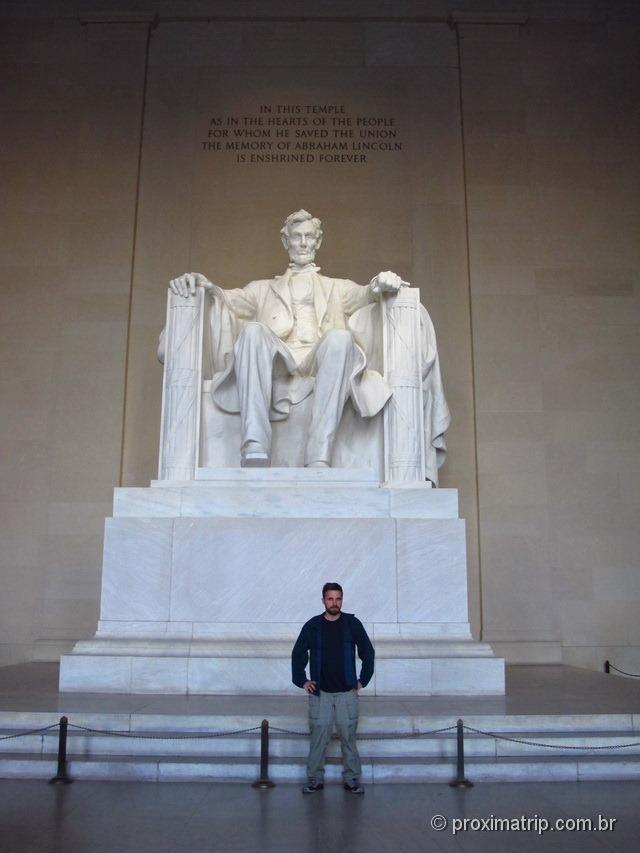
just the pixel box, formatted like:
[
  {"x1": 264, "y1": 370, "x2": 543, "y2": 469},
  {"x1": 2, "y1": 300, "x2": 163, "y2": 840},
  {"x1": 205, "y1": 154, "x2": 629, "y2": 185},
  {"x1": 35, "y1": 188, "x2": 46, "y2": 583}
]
[{"x1": 280, "y1": 209, "x2": 323, "y2": 267}]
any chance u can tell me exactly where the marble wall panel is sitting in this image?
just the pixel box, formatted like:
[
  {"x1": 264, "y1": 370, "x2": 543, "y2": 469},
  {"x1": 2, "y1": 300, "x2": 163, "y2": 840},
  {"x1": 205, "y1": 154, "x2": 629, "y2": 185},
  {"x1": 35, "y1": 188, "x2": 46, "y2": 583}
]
[
  {"x1": 188, "y1": 657, "x2": 297, "y2": 694},
  {"x1": 170, "y1": 518, "x2": 397, "y2": 623},
  {"x1": 113, "y1": 487, "x2": 182, "y2": 518},
  {"x1": 375, "y1": 659, "x2": 432, "y2": 695},
  {"x1": 0, "y1": 15, "x2": 148, "y2": 664},
  {"x1": 480, "y1": 533, "x2": 557, "y2": 640},
  {"x1": 0, "y1": 502, "x2": 44, "y2": 569},
  {"x1": 59, "y1": 655, "x2": 132, "y2": 692},
  {"x1": 364, "y1": 23, "x2": 457, "y2": 68},
  {"x1": 101, "y1": 518, "x2": 174, "y2": 622},
  {"x1": 130, "y1": 658, "x2": 189, "y2": 693},
  {"x1": 396, "y1": 520, "x2": 469, "y2": 623},
  {"x1": 149, "y1": 22, "x2": 242, "y2": 67},
  {"x1": 463, "y1": 14, "x2": 640, "y2": 665},
  {"x1": 241, "y1": 22, "x2": 364, "y2": 67}
]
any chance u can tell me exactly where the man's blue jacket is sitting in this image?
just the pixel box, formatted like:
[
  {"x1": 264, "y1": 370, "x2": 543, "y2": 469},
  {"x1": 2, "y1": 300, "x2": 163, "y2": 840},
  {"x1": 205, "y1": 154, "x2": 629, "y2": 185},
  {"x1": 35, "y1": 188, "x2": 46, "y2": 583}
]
[{"x1": 291, "y1": 613, "x2": 375, "y2": 692}]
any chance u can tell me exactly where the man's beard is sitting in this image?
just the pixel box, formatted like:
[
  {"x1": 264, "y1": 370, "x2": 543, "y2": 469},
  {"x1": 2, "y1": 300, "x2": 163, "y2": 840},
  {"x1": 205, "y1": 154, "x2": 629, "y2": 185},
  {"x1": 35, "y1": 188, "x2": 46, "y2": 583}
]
[{"x1": 325, "y1": 606, "x2": 341, "y2": 614}]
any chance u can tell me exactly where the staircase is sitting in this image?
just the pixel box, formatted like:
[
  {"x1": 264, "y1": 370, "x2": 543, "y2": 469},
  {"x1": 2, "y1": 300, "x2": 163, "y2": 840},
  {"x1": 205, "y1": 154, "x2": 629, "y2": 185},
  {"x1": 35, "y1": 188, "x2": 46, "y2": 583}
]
[{"x1": 2, "y1": 707, "x2": 640, "y2": 783}]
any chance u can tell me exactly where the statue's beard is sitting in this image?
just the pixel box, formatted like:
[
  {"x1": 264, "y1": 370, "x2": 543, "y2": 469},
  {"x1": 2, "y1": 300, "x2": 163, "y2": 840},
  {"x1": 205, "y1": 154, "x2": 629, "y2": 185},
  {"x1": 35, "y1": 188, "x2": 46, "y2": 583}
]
[{"x1": 290, "y1": 250, "x2": 316, "y2": 265}]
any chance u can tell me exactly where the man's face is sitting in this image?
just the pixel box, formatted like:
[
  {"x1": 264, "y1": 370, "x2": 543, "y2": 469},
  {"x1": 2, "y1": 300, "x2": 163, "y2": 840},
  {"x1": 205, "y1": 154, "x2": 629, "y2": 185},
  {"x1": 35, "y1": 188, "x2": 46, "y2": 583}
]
[
  {"x1": 282, "y1": 219, "x2": 322, "y2": 266},
  {"x1": 323, "y1": 590, "x2": 343, "y2": 616}
]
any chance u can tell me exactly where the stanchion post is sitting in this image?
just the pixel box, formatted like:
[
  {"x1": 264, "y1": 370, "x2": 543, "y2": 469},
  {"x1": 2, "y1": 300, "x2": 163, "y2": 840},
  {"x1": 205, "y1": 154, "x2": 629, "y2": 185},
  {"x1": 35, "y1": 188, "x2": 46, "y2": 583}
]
[
  {"x1": 252, "y1": 719, "x2": 275, "y2": 789},
  {"x1": 604, "y1": 660, "x2": 610, "y2": 674},
  {"x1": 449, "y1": 718, "x2": 473, "y2": 788},
  {"x1": 49, "y1": 716, "x2": 73, "y2": 784}
]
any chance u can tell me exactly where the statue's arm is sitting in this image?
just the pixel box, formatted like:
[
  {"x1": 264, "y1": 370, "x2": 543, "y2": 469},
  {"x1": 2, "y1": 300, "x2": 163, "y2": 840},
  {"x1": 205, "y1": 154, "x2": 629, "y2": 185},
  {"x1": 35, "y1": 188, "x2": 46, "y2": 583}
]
[
  {"x1": 157, "y1": 272, "x2": 259, "y2": 365},
  {"x1": 168, "y1": 271, "x2": 258, "y2": 318},
  {"x1": 340, "y1": 271, "x2": 407, "y2": 317}
]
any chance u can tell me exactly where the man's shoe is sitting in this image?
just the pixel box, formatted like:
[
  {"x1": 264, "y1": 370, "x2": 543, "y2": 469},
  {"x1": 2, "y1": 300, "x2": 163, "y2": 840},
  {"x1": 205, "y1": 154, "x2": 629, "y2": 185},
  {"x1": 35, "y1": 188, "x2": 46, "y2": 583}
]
[
  {"x1": 302, "y1": 782, "x2": 324, "y2": 794},
  {"x1": 343, "y1": 783, "x2": 365, "y2": 795}
]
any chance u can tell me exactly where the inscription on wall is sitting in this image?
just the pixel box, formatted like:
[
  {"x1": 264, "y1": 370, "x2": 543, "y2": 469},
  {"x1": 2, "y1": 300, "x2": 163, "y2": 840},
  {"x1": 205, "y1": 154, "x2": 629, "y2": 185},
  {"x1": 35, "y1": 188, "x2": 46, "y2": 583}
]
[{"x1": 201, "y1": 104, "x2": 402, "y2": 164}]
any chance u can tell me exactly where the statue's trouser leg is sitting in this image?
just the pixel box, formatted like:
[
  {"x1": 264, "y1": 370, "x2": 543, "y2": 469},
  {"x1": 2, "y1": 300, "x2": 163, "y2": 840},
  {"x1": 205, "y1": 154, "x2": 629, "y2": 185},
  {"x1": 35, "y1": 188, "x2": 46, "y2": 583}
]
[
  {"x1": 305, "y1": 329, "x2": 357, "y2": 466},
  {"x1": 233, "y1": 322, "x2": 278, "y2": 453}
]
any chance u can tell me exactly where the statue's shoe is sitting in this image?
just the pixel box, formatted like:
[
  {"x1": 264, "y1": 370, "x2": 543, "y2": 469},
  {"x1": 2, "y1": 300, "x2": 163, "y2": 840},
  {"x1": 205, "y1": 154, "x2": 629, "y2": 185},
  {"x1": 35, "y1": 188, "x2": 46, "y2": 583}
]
[{"x1": 241, "y1": 442, "x2": 270, "y2": 467}]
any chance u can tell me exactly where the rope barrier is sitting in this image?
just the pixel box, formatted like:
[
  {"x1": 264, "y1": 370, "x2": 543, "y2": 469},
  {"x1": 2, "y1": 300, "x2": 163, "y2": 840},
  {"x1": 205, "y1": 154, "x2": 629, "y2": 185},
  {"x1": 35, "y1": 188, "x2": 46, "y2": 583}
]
[
  {"x1": 0, "y1": 723, "x2": 59, "y2": 741},
  {"x1": 3, "y1": 717, "x2": 640, "y2": 767},
  {"x1": 269, "y1": 723, "x2": 458, "y2": 739},
  {"x1": 605, "y1": 661, "x2": 640, "y2": 678},
  {"x1": 66, "y1": 722, "x2": 263, "y2": 740},
  {"x1": 462, "y1": 724, "x2": 640, "y2": 750},
  {"x1": 2, "y1": 720, "x2": 639, "y2": 750}
]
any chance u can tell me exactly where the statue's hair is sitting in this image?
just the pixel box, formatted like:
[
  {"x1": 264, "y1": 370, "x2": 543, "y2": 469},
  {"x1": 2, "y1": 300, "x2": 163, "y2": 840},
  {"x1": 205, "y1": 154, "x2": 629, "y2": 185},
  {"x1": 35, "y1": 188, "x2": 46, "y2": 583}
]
[{"x1": 280, "y1": 209, "x2": 323, "y2": 239}]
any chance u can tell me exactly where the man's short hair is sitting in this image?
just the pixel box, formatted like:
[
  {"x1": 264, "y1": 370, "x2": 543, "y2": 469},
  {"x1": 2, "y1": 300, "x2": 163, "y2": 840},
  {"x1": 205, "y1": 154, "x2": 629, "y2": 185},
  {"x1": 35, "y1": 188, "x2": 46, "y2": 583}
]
[
  {"x1": 322, "y1": 582, "x2": 343, "y2": 598},
  {"x1": 281, "y1": 209, "x2": 323, "y2": 240}
]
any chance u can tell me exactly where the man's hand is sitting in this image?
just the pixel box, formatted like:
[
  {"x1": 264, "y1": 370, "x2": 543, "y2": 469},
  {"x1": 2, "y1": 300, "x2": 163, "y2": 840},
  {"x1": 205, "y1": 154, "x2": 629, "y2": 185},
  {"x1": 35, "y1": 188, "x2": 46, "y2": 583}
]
[
  {"x1": 354, "y1": 681, "x2": 363, "y2": 691},
  {"x1": 370, "y1": 271, "x2": 408, "y2": 294},
  {"x1": 303, "y1": 680, "x2": 317, "y2": 694},
  {"x1": 169, "y1": 272, "x2": 214, "y2": 298}
]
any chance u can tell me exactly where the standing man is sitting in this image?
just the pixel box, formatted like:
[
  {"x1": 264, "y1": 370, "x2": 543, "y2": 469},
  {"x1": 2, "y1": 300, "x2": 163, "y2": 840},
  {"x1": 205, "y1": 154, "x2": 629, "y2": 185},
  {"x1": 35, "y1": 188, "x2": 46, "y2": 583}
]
[{"x1": 291, "y1": 583, "x2": 374, "y2": 795}]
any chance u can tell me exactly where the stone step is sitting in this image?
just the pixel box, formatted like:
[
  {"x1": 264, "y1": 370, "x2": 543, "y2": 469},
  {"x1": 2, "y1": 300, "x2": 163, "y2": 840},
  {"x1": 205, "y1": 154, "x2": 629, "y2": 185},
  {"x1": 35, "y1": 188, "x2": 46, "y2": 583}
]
[
  {"x1": 2, "y1": 728, "x2": 639, "y2": 760},
  {"x1": 1, "y1": 751, "x2": 640, "y2": 784},
  {"x1": 113, "y1": 484, "x2": 458, "y2": 519},
  {"x1": 0, "y1": 710, "x2": 637, "y2": 734}
]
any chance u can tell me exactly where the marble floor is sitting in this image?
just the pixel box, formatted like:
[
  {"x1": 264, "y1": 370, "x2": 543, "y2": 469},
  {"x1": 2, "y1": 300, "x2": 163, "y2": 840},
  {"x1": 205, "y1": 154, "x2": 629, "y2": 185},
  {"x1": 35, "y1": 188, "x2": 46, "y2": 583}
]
[
  {"x1": 1, "y1": 663, "x2": 640, "y2": 850},
  {"x1": 0, "y1": 777, "x2": 638, "y2": 853},
  {"x1": 1, "y1": 661, "x2": 639, "y2": 718}
]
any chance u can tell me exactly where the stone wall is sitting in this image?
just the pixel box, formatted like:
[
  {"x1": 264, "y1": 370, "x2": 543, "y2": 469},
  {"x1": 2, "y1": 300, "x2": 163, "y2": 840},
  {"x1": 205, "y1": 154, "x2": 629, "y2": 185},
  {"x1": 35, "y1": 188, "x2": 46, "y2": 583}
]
[
  {"x1": 0, "y1": 14, "x2": 147, "y2": 664},
  {"x1": 460, "y1": 15, "x2": 640, "y2": 666},
  {"x1": 0, "y1": 0, "x2": 638, "y2": 671}
]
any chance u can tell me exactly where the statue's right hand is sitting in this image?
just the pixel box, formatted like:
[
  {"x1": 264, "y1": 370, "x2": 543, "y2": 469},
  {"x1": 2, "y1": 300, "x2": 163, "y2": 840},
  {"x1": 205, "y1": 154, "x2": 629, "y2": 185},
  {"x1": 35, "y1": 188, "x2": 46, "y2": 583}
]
[{"x1": 169, "y1": 272, "x2": 212, "y2": 298}]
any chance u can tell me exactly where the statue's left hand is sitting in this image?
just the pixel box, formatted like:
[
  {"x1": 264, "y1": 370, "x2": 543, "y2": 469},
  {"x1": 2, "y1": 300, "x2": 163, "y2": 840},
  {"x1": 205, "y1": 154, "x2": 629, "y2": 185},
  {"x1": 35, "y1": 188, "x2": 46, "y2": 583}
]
[
  {"x1": 169, "y1": 272, "x2": 214, "y2": 298},
  {"x1": 370, "y1": 271, "x2": 408, "y2": 294}
]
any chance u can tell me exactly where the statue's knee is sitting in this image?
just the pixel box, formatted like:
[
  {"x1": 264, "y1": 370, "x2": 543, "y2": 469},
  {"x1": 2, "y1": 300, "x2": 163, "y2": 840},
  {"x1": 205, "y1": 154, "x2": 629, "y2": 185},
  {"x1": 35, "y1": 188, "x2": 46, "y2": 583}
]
[
  {"x1": 321, "y1": 329, "x2": 353, "y2": 354},
  {"x1": 238, "y1": 322, "x2": 269, "y2": 345}
]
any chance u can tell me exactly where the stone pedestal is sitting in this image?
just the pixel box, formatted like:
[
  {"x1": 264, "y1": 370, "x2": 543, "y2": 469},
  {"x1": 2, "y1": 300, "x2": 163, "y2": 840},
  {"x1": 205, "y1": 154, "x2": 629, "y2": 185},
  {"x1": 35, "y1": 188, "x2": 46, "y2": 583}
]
[{"x1": 59, "y1": 469, "x2": 504, "y2": 695}]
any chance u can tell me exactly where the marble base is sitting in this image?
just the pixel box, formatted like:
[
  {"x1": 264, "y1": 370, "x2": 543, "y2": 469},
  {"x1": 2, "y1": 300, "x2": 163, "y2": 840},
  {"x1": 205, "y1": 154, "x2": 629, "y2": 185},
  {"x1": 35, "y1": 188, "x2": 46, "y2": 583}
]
[
  {"x1": 60, "y1": 644, "x2": 504, "y2": 696},
  {"x1": 60, "y1": 470, "x2": 505, "y2": 696}
]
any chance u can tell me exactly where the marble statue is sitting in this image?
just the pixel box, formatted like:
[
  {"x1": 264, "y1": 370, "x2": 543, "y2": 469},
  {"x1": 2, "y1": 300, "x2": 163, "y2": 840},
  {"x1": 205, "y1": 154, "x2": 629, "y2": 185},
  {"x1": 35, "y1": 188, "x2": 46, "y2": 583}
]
[
  {"x1": 158, "y1": 209, "x2": 450, "y2": 482},
  {"x1": 60, "y1": 216, "x2": 505, "y2": 700}
]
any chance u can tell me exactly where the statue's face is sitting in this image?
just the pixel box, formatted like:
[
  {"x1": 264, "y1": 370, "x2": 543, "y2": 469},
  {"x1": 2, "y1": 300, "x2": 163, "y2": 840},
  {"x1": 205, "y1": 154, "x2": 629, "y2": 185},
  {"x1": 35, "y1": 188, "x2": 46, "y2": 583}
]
[{"x1": 282, "y1": 219, "x2": 322, "y2": 266}]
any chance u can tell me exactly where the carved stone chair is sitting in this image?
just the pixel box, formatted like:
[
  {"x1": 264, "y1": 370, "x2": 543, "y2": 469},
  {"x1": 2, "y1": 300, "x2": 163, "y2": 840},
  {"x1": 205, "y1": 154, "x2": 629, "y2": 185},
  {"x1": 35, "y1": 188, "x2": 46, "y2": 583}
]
[{"x1": 158, "y1": 286, "x2": 438, "y2": 484}]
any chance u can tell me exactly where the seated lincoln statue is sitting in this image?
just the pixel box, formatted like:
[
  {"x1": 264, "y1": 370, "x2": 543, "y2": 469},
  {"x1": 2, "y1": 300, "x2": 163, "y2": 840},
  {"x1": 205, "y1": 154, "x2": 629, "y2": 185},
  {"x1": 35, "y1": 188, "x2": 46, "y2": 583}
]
[{"x1": 158, "y1": 209, "x2": 450, "y2": 482}]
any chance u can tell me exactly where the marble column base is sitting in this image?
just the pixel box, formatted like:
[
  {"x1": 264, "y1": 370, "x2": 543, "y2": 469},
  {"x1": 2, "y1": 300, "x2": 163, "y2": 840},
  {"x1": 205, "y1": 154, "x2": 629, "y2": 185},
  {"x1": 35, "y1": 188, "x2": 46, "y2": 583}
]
[
  {"x1": 59, "y1": 637, "x2": 504, "y2": 695},
  {"x1": 59, "y1": 470, "x2": 505, "y2": 695}
]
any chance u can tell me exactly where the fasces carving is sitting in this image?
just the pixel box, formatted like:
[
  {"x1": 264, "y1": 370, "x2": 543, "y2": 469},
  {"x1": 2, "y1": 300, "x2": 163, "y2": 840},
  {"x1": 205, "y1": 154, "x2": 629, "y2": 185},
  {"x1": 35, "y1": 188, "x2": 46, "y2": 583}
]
[
  {"x1": 383, "y1": 289, "x2": 426, "y2": 482},
  {"x1": 158, "y1": 288, "x2": 204, "y2": 481},
  {"x1": 158, "y1": 210, "x2": 450, "y2": 483}
]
